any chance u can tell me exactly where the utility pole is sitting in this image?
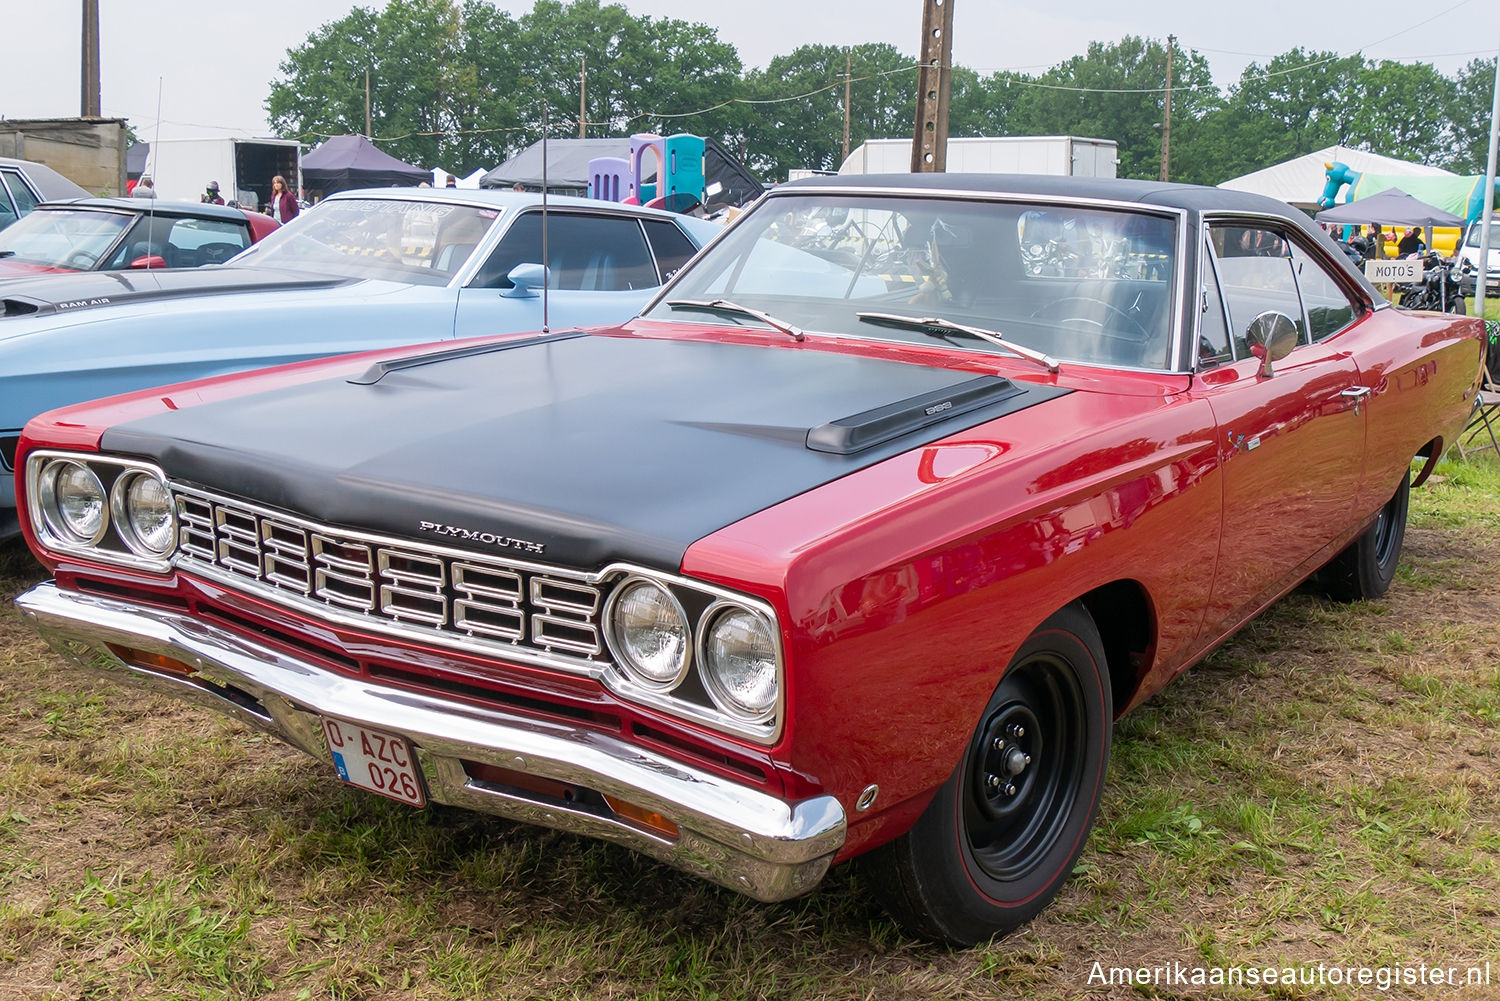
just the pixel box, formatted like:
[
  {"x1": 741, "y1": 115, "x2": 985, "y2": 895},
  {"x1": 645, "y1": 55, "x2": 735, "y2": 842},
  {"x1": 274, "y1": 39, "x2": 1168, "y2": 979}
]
[
  {"x1": 81, "y1": 0, "x2": 101, "y2": 117},
  {"x1": 579, "y1": 56, "x2": 587, "y2": 139},
  {"x1": 842, "y1": 48, "x2": 852, "y2": 164},
  {"x1": 1159, "y1": 34, "x2": 1175, "y2": 182},
  {"x1": 364, "y1": 68, "x2": 372, "y2": 138},
  {"x1": 1475, "y1": 31, "x2": 1499, "y2": 310},
  {"x1": 910, "y1": 0, "x2": 954, "y2": 172}
]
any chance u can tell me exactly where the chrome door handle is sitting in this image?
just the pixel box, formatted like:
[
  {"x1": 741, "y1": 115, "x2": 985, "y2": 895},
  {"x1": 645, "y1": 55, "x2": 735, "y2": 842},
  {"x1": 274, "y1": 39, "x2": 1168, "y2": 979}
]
[{"x1": 1341, "y1": 386, "x2": 1371, "y2": 414}]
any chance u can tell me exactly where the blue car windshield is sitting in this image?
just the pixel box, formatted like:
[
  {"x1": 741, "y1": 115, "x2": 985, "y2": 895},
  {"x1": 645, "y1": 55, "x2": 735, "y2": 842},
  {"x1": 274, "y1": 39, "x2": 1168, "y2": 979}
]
[
  {"x1": 646, "y1": 193, "x2": 1181, "y2": 371},
  {"x1": 232, "y1": 198, "x2": 503, "y2": 285},
  {"x1": 0, "y1": 207, "x2": 131, "y2": 269}
]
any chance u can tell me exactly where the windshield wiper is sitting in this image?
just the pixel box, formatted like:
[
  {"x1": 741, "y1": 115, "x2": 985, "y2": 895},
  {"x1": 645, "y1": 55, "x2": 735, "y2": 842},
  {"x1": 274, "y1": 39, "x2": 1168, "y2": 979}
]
[
  {"x1": 856, "y1": 311, "x2": 1060, "y2": 374},
  {"x1": 667, "y1": 298, "x2": 806, "y2": 342}
]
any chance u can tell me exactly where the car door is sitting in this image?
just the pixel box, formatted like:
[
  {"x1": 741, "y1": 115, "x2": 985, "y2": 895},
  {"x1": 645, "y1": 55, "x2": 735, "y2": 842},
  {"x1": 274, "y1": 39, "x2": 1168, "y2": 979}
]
[
  {"x1": 453, "y1": 211, "x2": 664, "y2": 338},
  {"x1": 1189, "y1": 222, "x2": 1367, "y2": 638}
]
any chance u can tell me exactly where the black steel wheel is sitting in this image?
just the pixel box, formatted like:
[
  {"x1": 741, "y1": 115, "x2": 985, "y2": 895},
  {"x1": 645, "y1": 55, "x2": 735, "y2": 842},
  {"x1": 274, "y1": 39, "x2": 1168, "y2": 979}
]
[
  {"x1": 864, "y1": 603, "x2": 1111, "y2": 946},
  {"x1": 1319, "y1": 473, "x2": 1410, "y2": 602}
]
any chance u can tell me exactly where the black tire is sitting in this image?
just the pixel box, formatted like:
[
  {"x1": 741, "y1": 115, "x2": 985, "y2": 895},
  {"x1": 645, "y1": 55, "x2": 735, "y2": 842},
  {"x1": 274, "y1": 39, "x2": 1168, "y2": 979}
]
[
  {"x1": 864, "y1": 603, "x2": 1111, "y2": 946},
  {"x1": 1318, "y1": 474, "x2": 1409, "y2": 602}
]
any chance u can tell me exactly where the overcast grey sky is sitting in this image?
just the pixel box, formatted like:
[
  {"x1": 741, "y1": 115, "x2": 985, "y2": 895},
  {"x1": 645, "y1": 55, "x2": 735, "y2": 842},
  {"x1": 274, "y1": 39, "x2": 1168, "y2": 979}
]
[{"x1": 3, "y1": 0, "x2": 1497, "y2": 142}]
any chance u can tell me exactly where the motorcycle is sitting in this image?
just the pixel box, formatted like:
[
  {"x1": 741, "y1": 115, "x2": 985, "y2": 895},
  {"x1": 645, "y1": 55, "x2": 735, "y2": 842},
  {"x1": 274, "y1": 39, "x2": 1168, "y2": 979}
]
[{"x1": 1397, "y1": 253, "x2": 1470, "y2": 314}]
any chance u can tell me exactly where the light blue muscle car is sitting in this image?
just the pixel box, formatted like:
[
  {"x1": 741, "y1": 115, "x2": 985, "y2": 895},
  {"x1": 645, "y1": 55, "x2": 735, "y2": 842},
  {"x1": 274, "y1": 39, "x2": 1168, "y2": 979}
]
[{"x1": 0, "y1": 187, "x2": 721, "y2": 536}]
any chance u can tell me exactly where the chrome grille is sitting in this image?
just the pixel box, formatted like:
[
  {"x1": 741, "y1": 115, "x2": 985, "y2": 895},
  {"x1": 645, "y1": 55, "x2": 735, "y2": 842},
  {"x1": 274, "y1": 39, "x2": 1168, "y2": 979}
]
[{"x1": 171, "y1": 486, "x2": 605, "y2": 667}]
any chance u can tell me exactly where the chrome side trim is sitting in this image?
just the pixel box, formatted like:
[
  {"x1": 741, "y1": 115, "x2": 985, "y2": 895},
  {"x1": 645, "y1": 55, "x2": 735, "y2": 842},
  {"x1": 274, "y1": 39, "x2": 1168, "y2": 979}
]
[{"x1": 16, "y1": 582, "x2": 843, "y2": 903}]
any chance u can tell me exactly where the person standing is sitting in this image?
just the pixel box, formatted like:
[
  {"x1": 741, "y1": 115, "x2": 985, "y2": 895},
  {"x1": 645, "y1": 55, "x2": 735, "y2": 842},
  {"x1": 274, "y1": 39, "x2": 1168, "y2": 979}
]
[
  {"x1": 131, "y1": 176, "x2": 156, "y2": 198},
  {"x1": 201, "y1": 180, "x2": 224, "y2": 205},
  {"x1": 267, "y1": 175, "x2": 299, "y2": 223}
]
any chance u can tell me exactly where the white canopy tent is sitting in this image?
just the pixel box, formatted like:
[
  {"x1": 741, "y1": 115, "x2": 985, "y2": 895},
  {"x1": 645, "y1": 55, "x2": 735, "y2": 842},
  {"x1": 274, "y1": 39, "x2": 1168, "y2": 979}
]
[{"x1": 1218, "y1": 145, "x2": 1452, "y2": 209}]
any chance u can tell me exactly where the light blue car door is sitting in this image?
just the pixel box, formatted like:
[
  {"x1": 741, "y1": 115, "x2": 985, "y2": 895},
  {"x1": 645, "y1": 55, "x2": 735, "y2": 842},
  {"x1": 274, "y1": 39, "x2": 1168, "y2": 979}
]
[{"x1": 453, "y1": 210, "x2": 669, "y2": 339}]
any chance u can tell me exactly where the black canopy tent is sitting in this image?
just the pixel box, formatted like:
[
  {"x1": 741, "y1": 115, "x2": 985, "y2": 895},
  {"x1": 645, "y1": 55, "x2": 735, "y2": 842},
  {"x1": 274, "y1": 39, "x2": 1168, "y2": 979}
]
[
  {"x1": 1314, "y1": 187, "x2": 1465, "y2": 228},
  {"x1": 1316, "y1": 187, "x2": 1466, "y2": 261},
  {"x1": 480, "y1": 137, "x2": 763, "y2": 211},
  {"x1": 301, "y1": 135, "x2": 430, "y2": 196}
]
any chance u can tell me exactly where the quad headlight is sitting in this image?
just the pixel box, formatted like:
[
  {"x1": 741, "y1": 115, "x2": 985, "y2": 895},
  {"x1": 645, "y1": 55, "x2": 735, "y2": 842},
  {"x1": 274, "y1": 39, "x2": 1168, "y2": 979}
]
[
  {"x1": 111, "y1": 469, "x2": 176, "y2": 558},
  {"x1": 38, "y1": 459, "x2": 108, "y2": 545},
  {"x1": 605, "y1": 577, "x2": 691, "y2": 689},
  {"x1": 602, "y1": 573, "x2": 782, "y2": 738},
  {"x1": 698, "y1": 603, "x2": 779, "y2": 722},
  {"x1": 28, "y1": 452, "x2": 176, "y2": 569}
]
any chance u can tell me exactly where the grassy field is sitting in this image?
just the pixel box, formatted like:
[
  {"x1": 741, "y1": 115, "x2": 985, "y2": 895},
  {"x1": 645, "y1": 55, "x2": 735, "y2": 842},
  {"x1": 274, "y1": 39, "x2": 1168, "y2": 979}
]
[{"x1": 1, "y1": 457, "x2": 1498, "y2": 1000}]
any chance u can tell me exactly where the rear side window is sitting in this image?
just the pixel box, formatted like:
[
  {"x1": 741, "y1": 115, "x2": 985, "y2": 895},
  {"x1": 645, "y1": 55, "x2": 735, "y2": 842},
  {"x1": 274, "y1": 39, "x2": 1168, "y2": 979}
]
[
  {"x1": 472, "y1": 213, "x2": 658, "y2": 291},
  {"x1": 1288, "y1": 242, "x2": 1358, "y2": 341},
  {"x1": 641, "y1": 219, "x2": 699, "y2": 283},
  {"x1": 0, "y1": 174, "x2": 19, "y2": 228},
  {"x1": 1, "y1": 169, "x2": 41, "y2": 216}
]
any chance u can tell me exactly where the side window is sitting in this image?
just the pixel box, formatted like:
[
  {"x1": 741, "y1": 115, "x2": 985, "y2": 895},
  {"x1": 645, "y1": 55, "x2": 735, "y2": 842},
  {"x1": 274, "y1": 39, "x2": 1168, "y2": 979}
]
[
  {"x1": 2, "y1": 170, "x2": 41, "y2": 216},
  {"x1": 0, "y1": 175, "x2": 18, "y2": 229},
  {"x1": 1288, "y1": 242, "x2": 1359, "y2": 341},
  {"x1": 165, "y1": 217, "x2": 252, "y2": 266},
  {"x1": 1198, "y1": 241, "x2": 1232, "y2": 367},
  {"x1": 1209, "y1": 224, "x2": 1305, "y2": 358},
  {"x1": 471, "y1": 213, "x2": 657, "y2": 291},
  {"x1": 641, "y1": 218, "x2": 699, "y2": 283}
]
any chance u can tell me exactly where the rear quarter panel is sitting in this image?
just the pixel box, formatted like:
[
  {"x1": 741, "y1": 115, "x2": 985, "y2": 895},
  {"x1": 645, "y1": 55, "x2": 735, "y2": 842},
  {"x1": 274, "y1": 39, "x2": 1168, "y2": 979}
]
[{"x1": 1347, "y1": 307, "x2": 1486, "y2": 513}]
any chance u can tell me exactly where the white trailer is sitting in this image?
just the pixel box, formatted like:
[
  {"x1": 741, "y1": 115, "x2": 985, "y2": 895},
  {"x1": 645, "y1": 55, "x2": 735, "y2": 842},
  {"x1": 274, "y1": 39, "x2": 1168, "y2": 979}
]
[
  {"x1": 141, "y1": 137, "x2": 301, "y2": 210},
  {"x1": 837, "y1": 136, "x2": 1119, "y2": 178}
]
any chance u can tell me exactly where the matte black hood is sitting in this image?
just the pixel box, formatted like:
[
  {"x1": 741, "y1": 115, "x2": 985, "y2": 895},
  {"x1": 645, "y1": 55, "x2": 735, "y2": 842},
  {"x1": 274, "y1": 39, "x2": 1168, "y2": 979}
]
[
  {"x1": 102, "y1": 334, "x2": 1067, "y2": 569},
  {"x1": 0, "y1": 266, "x2": 352, "y2": 318}
]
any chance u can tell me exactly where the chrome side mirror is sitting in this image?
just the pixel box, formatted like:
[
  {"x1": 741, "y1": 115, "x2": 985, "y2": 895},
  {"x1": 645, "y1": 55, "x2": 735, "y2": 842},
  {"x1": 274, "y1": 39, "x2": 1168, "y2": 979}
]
[
  {"x1": 501, "y1": 262, "x2": 549, "y2": 299},
  {"x1": 1244, "y1": 310, "x2": 1299, "y2": 378}
]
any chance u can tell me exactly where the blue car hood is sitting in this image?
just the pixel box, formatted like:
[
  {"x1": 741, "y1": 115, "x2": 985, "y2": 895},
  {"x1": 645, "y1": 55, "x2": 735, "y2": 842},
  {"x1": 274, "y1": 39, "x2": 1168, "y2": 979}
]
[{"x1": 0, "y1": 267, "x2": 357, "y2": 324}]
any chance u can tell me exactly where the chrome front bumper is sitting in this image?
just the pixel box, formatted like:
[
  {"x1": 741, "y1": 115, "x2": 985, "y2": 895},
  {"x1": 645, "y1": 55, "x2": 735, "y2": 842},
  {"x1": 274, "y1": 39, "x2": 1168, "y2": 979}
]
[{"x1": 15, "y1": 582, "x2": 845, "y2": 902}]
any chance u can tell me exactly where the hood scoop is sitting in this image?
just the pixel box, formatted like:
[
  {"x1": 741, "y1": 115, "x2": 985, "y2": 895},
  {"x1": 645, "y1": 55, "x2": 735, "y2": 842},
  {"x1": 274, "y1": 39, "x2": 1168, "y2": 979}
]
[{"x1": 808, "y1": 375, "x2": 1022, "y2": 455}]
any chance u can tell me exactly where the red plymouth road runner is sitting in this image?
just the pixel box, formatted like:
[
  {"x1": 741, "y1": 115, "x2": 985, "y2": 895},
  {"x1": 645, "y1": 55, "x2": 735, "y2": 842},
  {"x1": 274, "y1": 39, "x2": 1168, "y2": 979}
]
[{"x1": 12, "y1": 175, "x2": 1486, "y2": 944}]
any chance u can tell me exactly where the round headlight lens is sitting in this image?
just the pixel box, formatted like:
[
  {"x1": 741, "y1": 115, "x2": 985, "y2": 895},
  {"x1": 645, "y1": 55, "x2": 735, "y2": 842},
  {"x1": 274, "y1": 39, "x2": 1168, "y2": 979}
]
[
  {"x1": 119, "y1": 472, "x2": 175, "y2": 557},
  {"x1": 43, "y1": 460, "x2": 108, "y2": 545},
  {"x1": 701, "y1": 606, "x2": 778, "y2": 719},
  {"x1": 607, "y1": 579, "x2": 690, "y2": 688}
]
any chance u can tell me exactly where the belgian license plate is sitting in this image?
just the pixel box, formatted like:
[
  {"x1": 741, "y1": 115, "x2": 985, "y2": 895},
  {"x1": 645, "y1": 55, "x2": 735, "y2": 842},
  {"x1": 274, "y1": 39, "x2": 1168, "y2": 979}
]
[{"x1": 321, "y1": 718, "x2": 426, "y2": 808}]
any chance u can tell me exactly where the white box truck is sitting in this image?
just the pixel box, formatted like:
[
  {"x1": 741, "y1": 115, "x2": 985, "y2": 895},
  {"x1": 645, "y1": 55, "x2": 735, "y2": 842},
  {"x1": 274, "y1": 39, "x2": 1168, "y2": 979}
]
[
  {"x1": 140, "y1": 137, "x2": 301, "y2": 211},
  {"x1": 837, "y1": 136, "x2": 1119, "y2": 178}
]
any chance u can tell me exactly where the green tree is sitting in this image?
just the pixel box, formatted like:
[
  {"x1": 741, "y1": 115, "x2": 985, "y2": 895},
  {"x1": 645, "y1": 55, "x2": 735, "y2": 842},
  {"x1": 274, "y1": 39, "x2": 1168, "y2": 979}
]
[
  {"x1": 1007, "y1": 36, "x2": 1219, "y2": 181},
  {"x1": 267, "y1": 0, "x2": 743, "y2": 176},
  {"x1": 1347, "y1": 59, "x2": 1458, "y2": 165},
  {"x1": 950, "y1": 69, "x2": 1030, "y2": 139},
  {"x1": 267, "y1": 0, "x2": 474, "y2": 170},
  {"x1": 505, "y1": 1, "x2": 743, "y2": 152},
  {"x1": 1446, "y1": 57, "x2": 1497, "y2": 174},
  {"x1": 740, "y1": 43, "x2": 915, "y2": 179},
  {"x1": 1211, "y1": 49, "x2": 1366, "y2": 181}
]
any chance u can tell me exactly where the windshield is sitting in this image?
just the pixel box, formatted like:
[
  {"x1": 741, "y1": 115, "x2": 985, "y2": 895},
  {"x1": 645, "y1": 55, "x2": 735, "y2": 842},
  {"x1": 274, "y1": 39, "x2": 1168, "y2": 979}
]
[
  {"x1": 0, "y1": 207, "x2": 131, "y2": 269},
  {"x1": 646, "y1": 193, "x2": 1180, "y2": 370},
  {"x1": 232, "y1": 198, "x2": 503, "y2": 285}
]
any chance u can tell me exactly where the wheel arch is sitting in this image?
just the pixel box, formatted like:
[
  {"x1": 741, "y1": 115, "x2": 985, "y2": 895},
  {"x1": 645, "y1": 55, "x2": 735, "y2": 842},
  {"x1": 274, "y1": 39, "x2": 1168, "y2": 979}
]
[{"x1": 1075, "y1": 578, "x2": 1156, "y2": 718}]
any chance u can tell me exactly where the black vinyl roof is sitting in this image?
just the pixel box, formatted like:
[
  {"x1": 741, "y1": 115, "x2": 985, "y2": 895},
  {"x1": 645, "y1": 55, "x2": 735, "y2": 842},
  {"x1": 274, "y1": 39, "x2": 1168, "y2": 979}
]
[
  {"x1": 780, "y1": 171, "x2": 1307, "y2": 217},
  {"x1": 37, "y1": 197, "x2": 252, "y2": 221}
]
